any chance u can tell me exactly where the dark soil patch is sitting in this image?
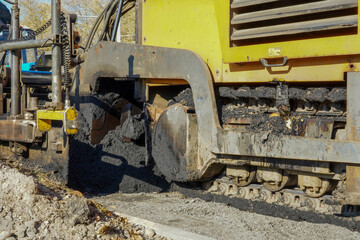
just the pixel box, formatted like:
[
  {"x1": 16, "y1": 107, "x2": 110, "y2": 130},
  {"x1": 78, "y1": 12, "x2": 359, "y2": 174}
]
[{"x1": 68, "y1": 94, "x2": 171, "y2": 194}]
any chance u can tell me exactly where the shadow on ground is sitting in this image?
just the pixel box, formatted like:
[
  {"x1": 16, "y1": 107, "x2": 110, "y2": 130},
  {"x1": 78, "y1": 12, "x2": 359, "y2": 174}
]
[{"x1": 68, "y1": 138, "x2": 171, "y2": 195}]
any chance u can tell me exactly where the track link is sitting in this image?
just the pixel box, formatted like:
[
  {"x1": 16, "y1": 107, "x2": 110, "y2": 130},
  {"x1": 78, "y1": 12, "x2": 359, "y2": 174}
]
[{"x1": 170, "y1": 177, "x2": 360, "y2": 232}]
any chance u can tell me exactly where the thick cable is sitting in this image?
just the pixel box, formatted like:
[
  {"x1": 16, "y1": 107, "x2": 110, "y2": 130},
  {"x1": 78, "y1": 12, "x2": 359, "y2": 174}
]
[
  {"x1": 99, "y1": 0, "x2": 118, "y2": 41},
  {"x1": 85, "y1": 0, "x2": 115, "y2": 49},
  {"x1": 111, "y1": 0, "x2": 123, "y2": 41}
]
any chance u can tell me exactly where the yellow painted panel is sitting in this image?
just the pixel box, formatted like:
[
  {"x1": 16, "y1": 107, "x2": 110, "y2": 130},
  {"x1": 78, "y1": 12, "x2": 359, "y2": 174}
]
[
  {"x1": 142, "y1": 0, "x2": 224, "y2": 81},
  {"x1": 215, "y1": 0, "x2": 360, "y2": 63},
  {"x1": 65, "y1": 107, "x2": 78, "y2": 121},
  {"x1": 222, "y1": 56, "x2": 360, "y2": 83},
  {"x1": 38, "y1": 119, "x2": 51, "y2": 132},
  {"x1": 142, "y1": 0, "x2": 360, "y2": 83},
  {"x1": 36, "y1": 108, "x2": 78, "y2": 135},
  {"x1": 37, "y1": 110, "x2": 64, "y2": 121}
]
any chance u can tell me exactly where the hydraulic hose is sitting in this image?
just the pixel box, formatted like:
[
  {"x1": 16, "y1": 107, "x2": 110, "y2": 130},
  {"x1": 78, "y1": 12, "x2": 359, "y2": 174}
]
[
  {"x1": 85, "y1": 0, "x2": 115, "y2": 50},
  {"x1": 111, "y1": 0, "x2": 123, "y2": 41},
  {"x1": 85, "y1": 0, "x2": 135, "y2": 49}
]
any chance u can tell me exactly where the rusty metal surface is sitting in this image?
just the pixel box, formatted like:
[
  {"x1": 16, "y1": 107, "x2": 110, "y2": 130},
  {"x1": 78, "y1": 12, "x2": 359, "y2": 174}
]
[
  {"x1": 76, "y1": 42, "x2": 360, "y2": 181},
  {"x1": 345, "y1": 72, "x2": 360, "y2": 204},
  {"x1": 91, "y1": 111, "x2": 120, "y2": 145},
  {"x1": 346, "y1": 165, "x2": 360, "y2": 205},
  {"x1": 303, "y1": 119, "x2": 334, "y2": 139},
  {"x1": 218, "y1": 156, "x2": 332, "y2": 176},
  {"x1": 346, "y1": 72, "x2": 360, "y2": 141},
  {"x1": 0, "y1": 120, "x2": 35, "y2": 143},
  {"x1": 152, "y1": 104, "x2": 200, "y2": 181},
  {"x1": 91, "y1": 98, "x2": 142, "y2": 144},
  {"x1": 0, "y1": 128, "x2": 70, "y2": 184},
  {"x1": 215, "y1": 131, "x2": 360, "y2": 163},
  {"x1": 76, "y1": 42, "x2": 218, "y2": 179}
]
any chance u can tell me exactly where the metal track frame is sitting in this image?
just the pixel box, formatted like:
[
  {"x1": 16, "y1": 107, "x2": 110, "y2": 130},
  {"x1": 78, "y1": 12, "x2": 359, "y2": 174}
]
[{"x1": 76, "y1": 42, "x2": 360, "y2": 193}]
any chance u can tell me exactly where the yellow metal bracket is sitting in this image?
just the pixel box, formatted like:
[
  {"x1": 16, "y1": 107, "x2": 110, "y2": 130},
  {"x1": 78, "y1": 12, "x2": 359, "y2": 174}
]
[{"x1": 36, "y1": 107, "x2": 78, "y2": 135}]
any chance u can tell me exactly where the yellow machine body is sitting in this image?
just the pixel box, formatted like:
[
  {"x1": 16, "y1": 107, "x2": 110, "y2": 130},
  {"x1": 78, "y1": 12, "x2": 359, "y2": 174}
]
[
  {"x1": 142, "y1": 0, "x2": 360, "y2": 83},
  {"x1": 37, "y1": 107, "x2": 78, "y2": 135}
]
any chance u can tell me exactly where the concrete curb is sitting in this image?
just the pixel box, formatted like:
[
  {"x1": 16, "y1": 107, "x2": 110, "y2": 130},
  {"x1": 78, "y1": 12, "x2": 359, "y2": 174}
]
[{"x1": 114, "y1": 212, "x2": 215, "y2": 240}]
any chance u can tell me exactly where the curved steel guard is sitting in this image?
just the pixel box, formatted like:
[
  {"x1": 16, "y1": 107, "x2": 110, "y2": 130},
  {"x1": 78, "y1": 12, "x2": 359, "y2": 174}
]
[
  {"x1": 78, "y1": 42, "x2": 360, "y2": 176},
  {"x1": 78, "y1": 42, "x2": 220, "y2": 170}
]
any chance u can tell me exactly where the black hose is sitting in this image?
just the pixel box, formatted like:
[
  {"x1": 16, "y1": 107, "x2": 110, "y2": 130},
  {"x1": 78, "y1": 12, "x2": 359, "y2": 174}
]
[
  {"x1": 105, "y1": 0, "x2": 135, "y2": 42},
  {"x1": 99, "y1": 0, "x2": 118, "y2": 41},
  {"x1": 111, "y1": 0, "x2": 123, "y2": 41},
  {"x1": 85, "y1": 0, "x2": 115, "y2": 49},
  {"x1": 85, "y1": 0, "x2": 136, "y2": 49}
]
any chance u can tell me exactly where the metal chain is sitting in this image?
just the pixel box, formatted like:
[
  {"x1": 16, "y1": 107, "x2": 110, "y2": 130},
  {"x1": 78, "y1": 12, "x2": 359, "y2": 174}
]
[
  {"x1": 21, "y1": 18, "x2": 52, "y2": 41},
  {"x1": 1, "y1": 18, "x2": 52, "y2": 44},
  {"x1": 60, "y1": 13, "x2": 71, "y2": 87}
]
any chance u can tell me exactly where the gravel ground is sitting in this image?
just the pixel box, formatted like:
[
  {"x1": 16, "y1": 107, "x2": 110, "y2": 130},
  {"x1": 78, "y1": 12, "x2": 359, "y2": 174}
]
[
  {"x1": 0, "y1": 163, "x2": 166, "y2": 240},
  {"x1": 93, "y1": 192, "x2": 360, "y2": 240}
]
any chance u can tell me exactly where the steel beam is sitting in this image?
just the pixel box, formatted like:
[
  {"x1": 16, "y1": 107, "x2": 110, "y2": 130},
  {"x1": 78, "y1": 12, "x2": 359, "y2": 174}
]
[
  {"x1": 0, "y1": 119, "x2": 35, "y2": 143},
  {"x1": 0, "y1": 39, "x2": 53, "y2": 52},
  {"x1": 214, "y1": 131, "x2": 360, "y2": 164},
  {"x1": 51, "y1": 0, "x2": 62, "y2": 108},
  {"x1": 10, "y1": 3, "x2": 20, "y2": 116},
  {"x1": 345, "y1": 72, "x2": 360, "y2": 204}
]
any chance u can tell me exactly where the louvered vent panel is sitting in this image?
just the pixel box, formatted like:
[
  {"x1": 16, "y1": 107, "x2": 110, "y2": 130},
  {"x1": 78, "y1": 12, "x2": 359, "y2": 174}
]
[{"x1": 230, "y1": 0, "x2": 358, "y2": 46}]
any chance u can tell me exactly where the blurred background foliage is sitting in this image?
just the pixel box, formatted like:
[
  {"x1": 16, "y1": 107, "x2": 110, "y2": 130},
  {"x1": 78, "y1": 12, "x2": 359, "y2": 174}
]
[{"x1": 17, "y1": 0, "x2": 135, "y2": 45}]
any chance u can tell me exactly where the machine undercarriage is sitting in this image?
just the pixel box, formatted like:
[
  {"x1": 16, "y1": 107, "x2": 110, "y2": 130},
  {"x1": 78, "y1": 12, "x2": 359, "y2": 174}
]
[
  {"x1": 70, "y1": 41, "x2": 360, "y2": 215},
  {"x1": 1, "y1": 0, "x2": 360, "y2": 226}
]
